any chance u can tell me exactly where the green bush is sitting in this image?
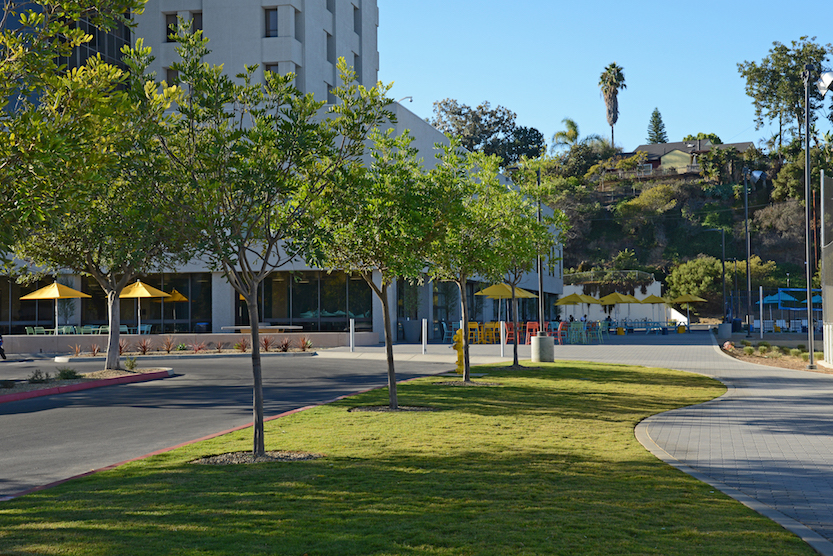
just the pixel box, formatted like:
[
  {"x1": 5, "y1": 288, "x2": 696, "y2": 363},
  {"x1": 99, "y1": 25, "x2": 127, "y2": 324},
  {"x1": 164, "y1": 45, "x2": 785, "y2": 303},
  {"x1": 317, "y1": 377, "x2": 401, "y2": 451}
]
[
  {"x1": 779, "y1": 345, "x2": 791, "y2": 354},
  {"x1": 56, "y1": 368, "x2": 81, "y2": 380},
  {"x1": 797, "y1": 344, "x2": 807, "y2": 352},
  {"x1": 743, "y1": 346, "x2": 755, "y2": 355},
  {"x1": 757, "y1": 341, "x2": 770, "y2": 348},
  {"x1": 790, "y1": 348, "x2": 802, "y2": 357},
  {"x1": 801, "y1": 352, "x2": 810, "y2": 362},
  {"x1": 815, "y1": 352, "x2": 824, "y2": 361},
  {"x1": 28, "y1": 369, "x2": 51, "y2": 384},
  {"x1": 770, "y1": 350, "x2": 782, "y2": 359},
  {"x1": 124, "y1": 357, "x2": 137, "y2": 371},
  {"x1": 758, "y1": 345, "x2": 769, "y2": 355},
  {"x1": 740, "y1": 340, "x2": 751, "y2": 347}
]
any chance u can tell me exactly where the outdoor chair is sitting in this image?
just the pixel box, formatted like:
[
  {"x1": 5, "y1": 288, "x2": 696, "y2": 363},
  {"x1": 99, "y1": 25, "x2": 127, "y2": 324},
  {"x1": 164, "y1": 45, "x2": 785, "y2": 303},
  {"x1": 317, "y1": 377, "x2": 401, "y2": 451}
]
[
  {"x1": 34, "y1": 326, "x2": 47, "y2": 335},
  {"x1": 467, "y1": 322, "x2": 480, "y2": 344},
  {"x1": 524, "y1": 321, "x2": 539, "y2": 344},
  {"x1": 505, "y1": 321, "x2": 516, "y2": 344},
  {"x1": 441, "y1": 321, "x2": 453, "y2": 343},
  {"x1": 98, "y1": 325, "x2": 110, "y2": 334},
  {"x1": 553, "y1": 321, "x2": 568, "y2": 345},
  {"x1": 588, "y1": 321, "x2": 603, "y2": 343},
  {"x1": 25, "y1": 327, "x2": 35, "y2": 335}
]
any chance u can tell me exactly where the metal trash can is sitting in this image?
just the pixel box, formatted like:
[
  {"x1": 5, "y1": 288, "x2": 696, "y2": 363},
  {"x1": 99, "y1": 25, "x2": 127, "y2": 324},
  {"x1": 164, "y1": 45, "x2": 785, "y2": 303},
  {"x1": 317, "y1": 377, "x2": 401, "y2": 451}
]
[
  {"x1": 717, "y1": 323, "x2": 731, "y2": 339},
  {"x1": 732, "y1": 318, "x2": 742, "y2": 332}
]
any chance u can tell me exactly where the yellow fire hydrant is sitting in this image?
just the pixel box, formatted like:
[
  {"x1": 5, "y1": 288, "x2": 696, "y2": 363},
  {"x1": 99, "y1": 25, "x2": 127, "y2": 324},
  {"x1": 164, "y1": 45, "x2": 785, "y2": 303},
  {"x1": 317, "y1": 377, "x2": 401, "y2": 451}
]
[{"x1": 452, "y1": 329, "x2": 464, "y2": 375}]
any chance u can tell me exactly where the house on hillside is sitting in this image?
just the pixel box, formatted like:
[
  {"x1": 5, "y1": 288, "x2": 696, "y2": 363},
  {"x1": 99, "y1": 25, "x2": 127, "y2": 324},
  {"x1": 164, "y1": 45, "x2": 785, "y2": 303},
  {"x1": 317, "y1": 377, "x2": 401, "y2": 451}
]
[{"x1": 634, "y1": 140, "x2": 754, "y2": 175}]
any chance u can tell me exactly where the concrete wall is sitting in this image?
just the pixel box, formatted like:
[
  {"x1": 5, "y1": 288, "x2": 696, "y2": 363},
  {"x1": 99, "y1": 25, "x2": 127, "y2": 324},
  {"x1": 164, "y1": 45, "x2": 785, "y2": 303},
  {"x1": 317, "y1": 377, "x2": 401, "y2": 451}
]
[{"x1": 3, "y1": 331, "x2": 377, "y2": 357}]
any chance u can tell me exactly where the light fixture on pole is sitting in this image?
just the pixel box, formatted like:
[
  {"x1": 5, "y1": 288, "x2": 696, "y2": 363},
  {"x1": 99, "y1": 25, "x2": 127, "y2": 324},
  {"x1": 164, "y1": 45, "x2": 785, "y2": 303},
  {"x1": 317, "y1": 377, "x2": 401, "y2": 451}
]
[
  {"x1": 742, "y1": 168, "x2": 768, "y2": 338},
  {"x1": 706, "y1": 228, "x2": 726, "y2": 322},
  {"x1": 800, "y1": 65, "x2": 832, "y2": 369}
]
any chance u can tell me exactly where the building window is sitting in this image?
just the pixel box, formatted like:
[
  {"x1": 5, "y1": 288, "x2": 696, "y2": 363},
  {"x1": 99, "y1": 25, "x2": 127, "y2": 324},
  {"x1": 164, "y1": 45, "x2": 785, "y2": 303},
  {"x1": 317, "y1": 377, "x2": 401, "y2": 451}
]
[
  {"x1": 326, "y1": 0, "x2": 334, "y2": 13},
  {"x1": 165, "y1": 67, "x2": 179, "y2": 84},
  {"x1": 353, "y1": 6, "x2": 361, "y2": 35},
  {"x1": 326, "y1": 32, "x2": 335, "y2": 63},
  {"x1": 265, "y1": 8, "x2": 278, "y2": 37},
  {"x1": 165, "y1": 13, "x2": 177, "y2": 42},
  {"x1": 264, "y1": 63, "x2": 279, "y2": 74},
  {"x1": 191, "y1": 11, "x2": 202, "y2": 33}
]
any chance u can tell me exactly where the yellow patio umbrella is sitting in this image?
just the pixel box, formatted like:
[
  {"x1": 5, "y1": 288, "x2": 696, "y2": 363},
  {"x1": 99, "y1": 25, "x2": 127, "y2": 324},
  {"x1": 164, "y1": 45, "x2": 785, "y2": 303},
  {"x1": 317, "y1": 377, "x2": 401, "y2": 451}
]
[
  {"x1": 671, "y1": 293, "x2": 706, "y2": 329},
  {"x1": 556, "y1": 293, "x2": 601, "y2": 320},
  {"x1": 153, "y1": 288, "x2": 189, "y2": 322},
  {"x1": 476, "y1": 283, "x2": 538, "y2": 322},
  {"x1": 599, "y1": 292, "x2": 638, "y2": 321},
  {"x1": 20, "y1": 282, "x2": 92, "y2": 335},
  {"x1": 641, "y1": 294, "x2": 669, "y2": 321},
  {"x1": 120, "y1": 280, "x2": 170, "y2": 333}
]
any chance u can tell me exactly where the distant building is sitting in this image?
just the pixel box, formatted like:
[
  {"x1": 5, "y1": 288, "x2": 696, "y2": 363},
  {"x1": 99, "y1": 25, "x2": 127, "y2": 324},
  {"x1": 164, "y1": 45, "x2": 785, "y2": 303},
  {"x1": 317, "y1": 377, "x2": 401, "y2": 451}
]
[{"x1": 634, "y1": 140, "x2": 754, "y2": 174}]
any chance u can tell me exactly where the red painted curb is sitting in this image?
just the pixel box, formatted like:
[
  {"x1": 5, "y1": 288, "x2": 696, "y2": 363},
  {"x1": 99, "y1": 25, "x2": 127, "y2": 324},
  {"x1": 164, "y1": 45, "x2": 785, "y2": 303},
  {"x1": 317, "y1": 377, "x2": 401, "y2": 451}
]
[{"x1": 0, "y1": 370, "x2": 173, "y2": 405}]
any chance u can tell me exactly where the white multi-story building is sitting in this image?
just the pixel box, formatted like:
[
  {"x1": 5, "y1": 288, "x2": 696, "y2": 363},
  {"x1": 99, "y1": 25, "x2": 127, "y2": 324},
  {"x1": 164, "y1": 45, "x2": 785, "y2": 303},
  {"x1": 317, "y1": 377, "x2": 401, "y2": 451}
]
[{"x1": 2, "y1": 1, "x2": 563, "y2": 343}]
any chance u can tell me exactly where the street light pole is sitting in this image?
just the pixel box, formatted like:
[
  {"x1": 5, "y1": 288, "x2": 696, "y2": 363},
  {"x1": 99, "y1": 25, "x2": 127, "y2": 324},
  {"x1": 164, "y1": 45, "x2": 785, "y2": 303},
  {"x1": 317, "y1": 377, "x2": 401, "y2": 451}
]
[
  {"x1": 536, "y1": 168, "x2": 545, "y2": 334},
  {"x1": 707, "y1": 228, "x2": 726, "y2": 321},
  {"x1": 743, "y1": 169, "x2": 752, "y2": 338},
  {"x1": 803, "y1": 64, "x2": 817, "y2": 369}
]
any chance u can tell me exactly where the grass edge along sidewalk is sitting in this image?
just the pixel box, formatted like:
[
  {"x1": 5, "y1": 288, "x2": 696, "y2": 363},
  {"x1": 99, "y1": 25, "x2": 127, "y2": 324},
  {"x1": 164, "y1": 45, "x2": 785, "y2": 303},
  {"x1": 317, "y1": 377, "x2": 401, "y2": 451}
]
[{"x1": 0, "y1": 361, "x2": 816, "y2": 556}]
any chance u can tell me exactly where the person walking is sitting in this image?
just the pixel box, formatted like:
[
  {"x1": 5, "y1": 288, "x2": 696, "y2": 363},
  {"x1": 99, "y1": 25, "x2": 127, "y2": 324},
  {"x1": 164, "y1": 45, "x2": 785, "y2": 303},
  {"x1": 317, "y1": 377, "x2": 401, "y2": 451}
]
[{"x1": 0, "y1": 332, "x2": 6, "y2": 360}]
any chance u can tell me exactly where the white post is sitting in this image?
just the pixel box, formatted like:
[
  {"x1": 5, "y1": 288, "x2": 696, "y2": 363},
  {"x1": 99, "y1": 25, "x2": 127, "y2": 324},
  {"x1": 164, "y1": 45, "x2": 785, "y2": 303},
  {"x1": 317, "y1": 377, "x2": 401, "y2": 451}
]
[
  {"x1": 349, "y1": 318, "x2": 355, "y2": 353},
  {"x1": 421, "y1": 318, "x2": 427, "y2": 355},
  {"x1": 500, "y1": 320, "x2": 506, "y2": 358},
  {"x1": 760, "y1": 285, "x2": 764, "y2": 340}
]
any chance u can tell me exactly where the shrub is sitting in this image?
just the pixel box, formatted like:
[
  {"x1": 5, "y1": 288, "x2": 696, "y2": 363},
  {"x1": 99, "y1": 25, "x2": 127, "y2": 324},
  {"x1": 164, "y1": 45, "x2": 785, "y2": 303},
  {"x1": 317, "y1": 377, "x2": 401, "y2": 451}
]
[
  {"x1": 70, "y1": 344, "x2": 82, "y2": 356},
  {"x1": 801, "y1": 352, "x2": 810, "y2": 362},
  {"x1": 299, "y1": 336, "x2": 313, "y2": 351},
  {"x1": 28, "y1": 369, "x2": 51, "y2": 384},
  {"x1": 757, "y1": 341, "x2": 770, "y2": 348},
  {"x1": 124, "y1": 357, "x2": 137, "y2": 371},
  {"x1": 189, "y1": 340, "x2": 207, "y2": 353},
  {"x1": 770, "y1": 350, "x2": 782, "y2": 359},
  {"x1": 260, "y1": 336, "x2": 274, "y2": 352},
  {"x1": 1, "y1": 379, "x2": 15, "y2": 389},
  {"x1": 815, "y1": 352, "x2": 824, "y2": 361},
  {"x1": 235, "y1": 337, "x2": 250, "y2": 352},
  {"x1": 790, "y1": 348, "x2": 802, "y2": 357},
  {"x1": 176, "y1": 343, "x2": 187, "y2": 351},
  {"x1": 216, "y1": 341, "x2": 225, "y2": 353},
  {"x1": 778, "y1": 345, "x2": 791, "y2": 354},
  {"x1": 740, "y1": 340, "x2": 751, "y2": 347},
  {"x1": 119, "y1": 338, "x2": 129, "y2": 355},
  {"x1": 137, "y1": 338, "x2": 153, "y2": 355},
  {"x1": 758, "y1": 345, "x2": 770, "y2": 355},
  {"x1": 279, "y1": 337, "x2": 291, "y2": 352},
  {"x1": 743, "y1": 346, "x2": 755, "y2": 356},
  {"x1": 90, "y1": 344, "x2": 101, "y2": 356},
  {"x1": 797, "y1": 344, "x2": 807, "y2": 352},
  {"x1": 161, "y1": 335, "x2": 176, "y2": 354},
  {"x1": 56, "y1": 368, "x2": 81, "y2": 380}
]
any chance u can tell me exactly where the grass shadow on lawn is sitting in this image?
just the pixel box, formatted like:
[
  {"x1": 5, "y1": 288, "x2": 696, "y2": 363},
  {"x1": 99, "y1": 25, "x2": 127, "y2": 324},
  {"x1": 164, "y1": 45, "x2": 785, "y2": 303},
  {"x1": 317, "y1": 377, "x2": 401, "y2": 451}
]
[{"x1": 0, "y1": 361, "x2": 815, "y2": 556}]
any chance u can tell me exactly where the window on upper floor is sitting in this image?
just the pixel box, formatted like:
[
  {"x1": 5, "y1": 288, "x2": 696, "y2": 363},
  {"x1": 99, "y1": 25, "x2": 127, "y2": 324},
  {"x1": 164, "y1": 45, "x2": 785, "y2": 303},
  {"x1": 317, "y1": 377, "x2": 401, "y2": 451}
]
[
  {"x1": 326, "y1": 0, "x2": 334, "y2": 13},
  {"x1": 264, "y1": 63, "x2": 279, "y2": 74},
  {"x1": 265, "y1": 8, "x2": 278, "y2": 37},
  {"x1": 165, "y1": 67, "x2": 179, "y2": 85},
  {"x1": 353, "y1": 6, "x2": 361, "y2": 35},
  {"x1": 165, "y1": 13, "x2": 177, "y2": 42},
  {"x1": 326, "y1": 32, "x2": 335, "y2": 64},
  {"x1": 191, "y1": 12, "x2": 202, "y2": 33}
]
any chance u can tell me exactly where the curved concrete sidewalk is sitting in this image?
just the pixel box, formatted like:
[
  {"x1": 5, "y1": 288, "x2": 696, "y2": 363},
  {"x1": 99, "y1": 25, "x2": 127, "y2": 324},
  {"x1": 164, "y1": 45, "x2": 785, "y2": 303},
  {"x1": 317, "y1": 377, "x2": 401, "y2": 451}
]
[{"x1": 539, "y1": 332, "x2": 833, "y2": 555}]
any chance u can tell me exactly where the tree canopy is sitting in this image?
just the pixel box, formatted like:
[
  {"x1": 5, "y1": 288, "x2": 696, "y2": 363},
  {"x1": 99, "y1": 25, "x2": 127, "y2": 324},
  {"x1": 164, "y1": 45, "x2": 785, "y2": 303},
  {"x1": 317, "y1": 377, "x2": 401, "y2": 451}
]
[
  {"x1": 429, "y1": 99, "x2": 544, "y2": 166},
  {"x1": 599, "y1": 62, "x2": 626, "y2": 146}
]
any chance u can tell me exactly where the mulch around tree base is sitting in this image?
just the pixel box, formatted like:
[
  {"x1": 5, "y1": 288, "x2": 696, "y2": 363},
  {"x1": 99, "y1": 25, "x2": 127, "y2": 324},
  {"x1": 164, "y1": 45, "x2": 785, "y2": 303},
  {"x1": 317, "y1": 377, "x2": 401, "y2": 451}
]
[{"x1": 190, "y1": 451, "x2": 324, "y2": 465}]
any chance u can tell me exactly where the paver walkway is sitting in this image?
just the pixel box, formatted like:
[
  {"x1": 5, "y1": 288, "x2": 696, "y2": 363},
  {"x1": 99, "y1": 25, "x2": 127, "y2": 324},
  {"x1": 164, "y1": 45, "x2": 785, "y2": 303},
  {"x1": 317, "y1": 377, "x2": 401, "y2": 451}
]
[{"x1": 527, "y1": 332, "x2": 833, "y2": 555}]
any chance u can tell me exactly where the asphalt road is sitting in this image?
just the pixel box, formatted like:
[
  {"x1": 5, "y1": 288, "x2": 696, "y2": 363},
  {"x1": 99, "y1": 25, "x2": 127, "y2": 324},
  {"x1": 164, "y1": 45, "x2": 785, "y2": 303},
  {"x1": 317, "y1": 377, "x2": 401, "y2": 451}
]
[{"x1": 0, "y1": 352, "x2": 456, "y2": 498}]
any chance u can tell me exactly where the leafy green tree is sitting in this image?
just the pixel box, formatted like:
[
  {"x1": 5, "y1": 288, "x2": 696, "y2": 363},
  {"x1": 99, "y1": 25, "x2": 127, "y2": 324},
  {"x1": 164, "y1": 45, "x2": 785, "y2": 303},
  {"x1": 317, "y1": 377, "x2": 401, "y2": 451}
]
[
  {"x1": 646, "y1": 108, "x2": 668, "y2": 144},
  {"x1": 0, "y1": 0, "x2": 144, "y2": 254},
  {"x1": 429, "y1": 98, "x2": 544, "y2": 166},
  {"x1": 737, "y1": 36, "x2": 832, "y2": 145},
  {"x1": 315, "y1": 129, "x2": 455, "y2": 409},
  {"x1": 157, "y1": 25, "x2": 392, "y2": 456},
  {"x1": 13, "y1": 43, "x2": 185, "y2": 371},
  {"x1": 667, "y1": 256, "x2": 722, "y2": 313},
  {"x1": 699, "y1": 146, "x2": 741, "y2": 185},
  {"x1": 599, "y1": 62, "x2": 626, "y2": 146},
  {"x1": 682, "y1": 133, "x2": 722, "y2": 145},
  {"x1": 616, "y1": 184, "x2": 677, "y2": 235}
]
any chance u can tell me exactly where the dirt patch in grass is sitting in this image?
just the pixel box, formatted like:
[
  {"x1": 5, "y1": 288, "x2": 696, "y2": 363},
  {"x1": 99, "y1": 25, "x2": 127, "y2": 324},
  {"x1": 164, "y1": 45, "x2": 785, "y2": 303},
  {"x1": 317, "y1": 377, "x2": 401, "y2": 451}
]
[{"x1": 190, "y1": 451, "x2": 324, "y2": 465}]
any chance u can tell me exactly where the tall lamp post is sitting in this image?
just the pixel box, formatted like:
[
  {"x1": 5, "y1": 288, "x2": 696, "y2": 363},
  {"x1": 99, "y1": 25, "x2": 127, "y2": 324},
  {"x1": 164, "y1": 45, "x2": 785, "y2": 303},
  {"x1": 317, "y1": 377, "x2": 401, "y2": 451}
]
[
  {"x1": 742, "y1": 168, "x2": 768, "y2": 337},
  {"x1": 706, "y1": 228, "x2": 726, "y2": 321},
  {"x1": 801, "y1": 65, "x2": 833, "y2": 369}
]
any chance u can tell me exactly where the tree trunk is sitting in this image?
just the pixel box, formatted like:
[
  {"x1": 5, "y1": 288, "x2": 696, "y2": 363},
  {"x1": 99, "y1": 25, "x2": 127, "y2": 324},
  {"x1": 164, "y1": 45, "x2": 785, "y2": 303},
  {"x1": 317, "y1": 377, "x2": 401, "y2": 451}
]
[
  {"x1": 458, "y1": 279, "x2": 471, "y2": 381},
  {"x1": 362, "y1": 273, "x2": 398, "y2": 409},
  {"x1": 611, "y1": 126, "x2": 614, "y2": 147},
  {"x1": 511, "y1": 289, "x2": 519, "y2": 367},
  {"x1": 104, "y1": 289, "x2": 121, "y2": 370},
  {"x1": 245, "y1": 293, "x2": 265, "y2": 457}
]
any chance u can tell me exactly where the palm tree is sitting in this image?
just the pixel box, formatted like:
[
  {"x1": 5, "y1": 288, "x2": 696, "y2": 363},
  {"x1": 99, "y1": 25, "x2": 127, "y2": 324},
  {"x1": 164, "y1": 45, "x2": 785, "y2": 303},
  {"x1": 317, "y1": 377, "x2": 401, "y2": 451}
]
[
  {"x1": 550, "y1": 118, "x2": 605, "y2": 154},
  {"x1": 599, "y1": 62, "x2": 626, "y2": 146},
  {"x1": 551, "y1": 118, "x2": 580, "y2": 152}
]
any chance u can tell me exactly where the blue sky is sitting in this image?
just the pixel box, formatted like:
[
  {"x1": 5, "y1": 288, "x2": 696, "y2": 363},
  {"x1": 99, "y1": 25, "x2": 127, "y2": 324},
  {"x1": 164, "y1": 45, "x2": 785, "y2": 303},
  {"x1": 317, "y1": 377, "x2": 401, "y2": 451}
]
[{"x1": 377, "y1": 0, "x2": 833, "y2": 152}]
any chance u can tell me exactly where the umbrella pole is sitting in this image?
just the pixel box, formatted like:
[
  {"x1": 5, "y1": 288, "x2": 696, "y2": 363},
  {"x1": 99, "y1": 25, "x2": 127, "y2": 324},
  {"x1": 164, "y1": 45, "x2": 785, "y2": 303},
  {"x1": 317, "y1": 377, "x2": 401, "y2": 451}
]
[
  {"x1": 55, "y1": 299, "x2": 59, "y2": 335},
  {"x1": 137, "y1": 299, "x2": 141, "y2": 334}
]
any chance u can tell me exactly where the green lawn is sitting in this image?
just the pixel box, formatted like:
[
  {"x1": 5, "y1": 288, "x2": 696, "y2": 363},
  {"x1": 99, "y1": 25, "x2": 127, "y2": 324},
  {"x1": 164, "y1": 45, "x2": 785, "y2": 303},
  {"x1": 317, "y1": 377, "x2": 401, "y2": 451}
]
[{"x1": 0, "y1": 361, "x2": 815, "y2": 555}]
